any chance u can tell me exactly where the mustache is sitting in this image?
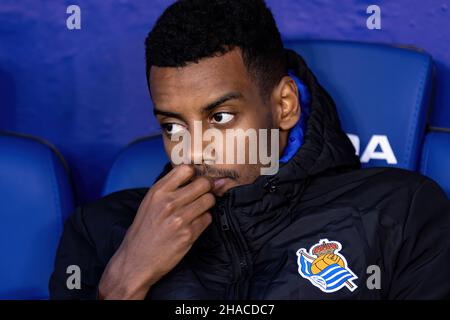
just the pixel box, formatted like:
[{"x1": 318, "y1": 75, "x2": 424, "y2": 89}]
[{"x1": 193, "y1": 164, "x2": 240, "y2": 180}]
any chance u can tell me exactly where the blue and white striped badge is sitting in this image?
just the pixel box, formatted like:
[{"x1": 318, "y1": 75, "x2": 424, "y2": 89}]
[{"x1": 296, "y1": 239, "x2": 358, "y2": 293}]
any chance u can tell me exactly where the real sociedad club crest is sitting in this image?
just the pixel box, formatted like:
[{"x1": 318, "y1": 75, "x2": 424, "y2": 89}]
[{"x1": 296, "y1": 239, "x2": 358, "y2": 293}]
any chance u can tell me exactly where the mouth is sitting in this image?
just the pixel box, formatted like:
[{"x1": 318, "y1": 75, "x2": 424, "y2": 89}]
[{"x1": 209, "y1": 176, "x2": 227, "y2": 180}]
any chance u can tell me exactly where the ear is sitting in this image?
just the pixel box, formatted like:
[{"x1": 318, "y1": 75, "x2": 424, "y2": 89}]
[{"x1": 271, "y1": 76, "x2": 301, "y2": 132}]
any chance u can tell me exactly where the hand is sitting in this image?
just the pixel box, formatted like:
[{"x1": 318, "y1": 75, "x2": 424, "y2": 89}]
[{"x1": 98, "y1": 164, "x2": 216, "y2": 299}]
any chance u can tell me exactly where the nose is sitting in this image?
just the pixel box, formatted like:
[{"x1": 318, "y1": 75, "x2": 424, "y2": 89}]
[{"x1": 187, "y1": 121, "x2": 224, "y2": 165}]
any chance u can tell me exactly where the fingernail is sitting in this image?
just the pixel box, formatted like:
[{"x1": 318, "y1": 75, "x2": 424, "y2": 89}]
[{"x1": 214, "y1": 178, "x2": 226, "y2": 189}]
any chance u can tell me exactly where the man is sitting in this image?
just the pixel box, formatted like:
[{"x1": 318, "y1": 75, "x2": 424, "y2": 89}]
[{"x1": 50, "y1": 0, "x2": 450, "y2": 299}]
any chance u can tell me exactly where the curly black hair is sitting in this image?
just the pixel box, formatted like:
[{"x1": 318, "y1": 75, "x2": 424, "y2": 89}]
[{"x1": 145, "y1": 0, "x2": 287, "y2": 100}]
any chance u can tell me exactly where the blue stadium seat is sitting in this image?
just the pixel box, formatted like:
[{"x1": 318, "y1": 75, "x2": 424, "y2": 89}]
[
  {"x1": 286, "y1": 40, "x2": 433, "y2": 170},
  {"x1": 0, "y1": 132, "x2": 74, "y2": 299},
  {"x1": 103, "y1": 40, "x2": 434, "y2": 194},
  {"x1": 420, "y1": 131, "x2": 450, "y2": 198},
  {"x1": 102, "y1": 135, "x2": 168, "y2": 196}
]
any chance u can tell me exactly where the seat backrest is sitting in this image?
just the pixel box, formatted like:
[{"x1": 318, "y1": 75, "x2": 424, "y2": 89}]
[
  {"x1": 420, "y1": 131, "x2": 450, "y2": 198},
  {"x1": 102, "y1": 135, "x2": 168, "y2": 196},
  {"x1": 103, "y1": 40, "x2": 435, "y2": 195},
  {"x1": 286, "y1": 40, "x2": 434, "y2": 170},
  {"x1": 0, "y1": 132, "x2": 74, "y2": 299}
]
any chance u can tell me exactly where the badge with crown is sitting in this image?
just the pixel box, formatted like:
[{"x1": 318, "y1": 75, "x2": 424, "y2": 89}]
[{"x1": 296, "y1": 239, "x2": 358, "y2": 293}]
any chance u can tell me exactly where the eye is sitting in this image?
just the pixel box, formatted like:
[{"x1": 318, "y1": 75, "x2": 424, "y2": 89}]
[
  {"x1": 211, "y1": 112, "x2": 234, "y2": 125},
  {"x1": 161, "y1": 123, "x2": 186, "y2": 136}
]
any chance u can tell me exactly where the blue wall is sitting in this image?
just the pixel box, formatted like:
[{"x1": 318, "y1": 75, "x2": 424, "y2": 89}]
[{"x1": 1, "y1": 0, "x2": 449, "y2": 204}]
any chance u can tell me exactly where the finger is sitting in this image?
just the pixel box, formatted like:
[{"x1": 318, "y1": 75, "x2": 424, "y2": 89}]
[
  {"x1": 140, "y1": 165, "x2": 194, "y2": 210},
  {"x1": 176, "y1": 192, "x2": 216, "y2": 223},
  {"x1": 173, "y1": 176, "x2": 214, "y2": 206},
  {"x1": 190, "y1": 212, "x2": 212, "y2": 240},
  {"x1": 157, "y1": 164, "x2": 195, "y2": 192}
]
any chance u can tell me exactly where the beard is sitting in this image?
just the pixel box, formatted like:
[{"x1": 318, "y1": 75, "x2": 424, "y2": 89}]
[{"x1": 193, "y1": 164, "x2": 240, "y2": 180}]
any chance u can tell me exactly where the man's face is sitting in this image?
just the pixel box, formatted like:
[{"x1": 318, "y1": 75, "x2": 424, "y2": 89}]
[{"x1": 149, "y1": 48, "x2": 280, "y2": 196}]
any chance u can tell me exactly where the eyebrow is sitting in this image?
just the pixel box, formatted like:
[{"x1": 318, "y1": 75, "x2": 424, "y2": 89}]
[{"x1": 153, "y1": 91, "x2": 243, "y2": 119}]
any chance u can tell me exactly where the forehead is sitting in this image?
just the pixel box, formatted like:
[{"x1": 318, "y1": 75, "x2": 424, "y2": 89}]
[{"x1": 149, "y1": 48, "x2": 255, "y2": 110}]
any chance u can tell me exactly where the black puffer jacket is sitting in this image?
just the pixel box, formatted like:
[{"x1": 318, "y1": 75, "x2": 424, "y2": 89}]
[{"x1": 50, "y1": 49, "x2": 450, "y2": 299}]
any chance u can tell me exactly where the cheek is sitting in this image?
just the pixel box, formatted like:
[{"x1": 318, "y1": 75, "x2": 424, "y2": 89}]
[
  {"x1": 163, "y1": 138, "x2": 173, "y2": 157},
  {"x1": 238, "y1": 109, "x2": 271, "y2": 129}
]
